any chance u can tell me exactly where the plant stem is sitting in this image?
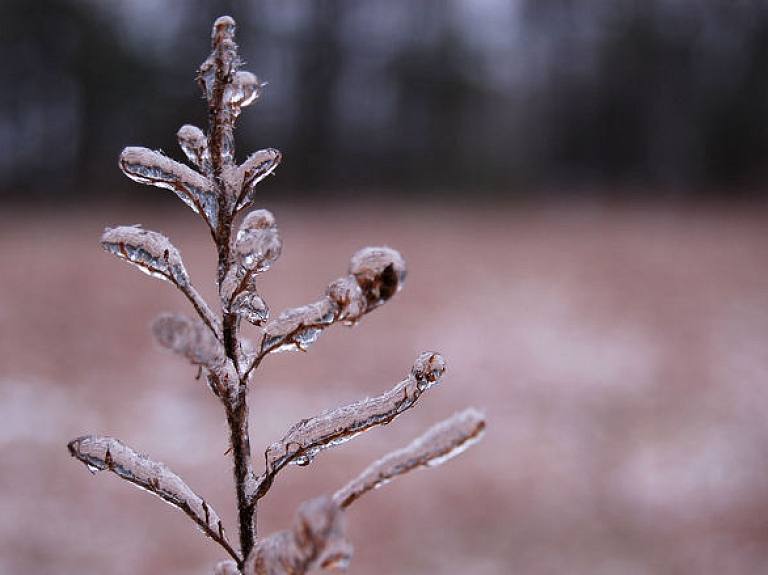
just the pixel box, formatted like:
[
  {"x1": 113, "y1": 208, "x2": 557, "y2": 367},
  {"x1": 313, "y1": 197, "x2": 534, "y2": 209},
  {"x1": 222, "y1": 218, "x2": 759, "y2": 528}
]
[{"x1": 226, "y1": 385, "x2": 256, "y2": 565}]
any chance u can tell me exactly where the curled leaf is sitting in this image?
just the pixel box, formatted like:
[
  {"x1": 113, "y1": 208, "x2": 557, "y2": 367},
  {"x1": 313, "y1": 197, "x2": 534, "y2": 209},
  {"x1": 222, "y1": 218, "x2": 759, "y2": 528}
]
[
  {"x1": 152, "y1": 312, "x2": 226, "y2": 369},
  {"x1": 119, "y1": 146, "x2": 218, "y2": 229},
  {"x1": 258, "y1": 352, "x2": 446, "y2": 492},
  {"x1": 348, "y1": 246, "x2": 406, "y2": 312},
  {"x1": 235, "y1": 149, "x2": 282, "y2": 212},
  {"x1": 102, "y1": 226, "x2": 189, "y2": 287},
  {"x1": 244, "y1": 496, "x2": 351, "y2": 575},
  {"x1": 67, "y1": 435, "x2": 238, "y2": 562},
  {"x1": 235, "y1": 209, "x2": 282, "y2": 272},
  {"x1": 333, "y1": 408, "x2": 486, "y2": 508}
]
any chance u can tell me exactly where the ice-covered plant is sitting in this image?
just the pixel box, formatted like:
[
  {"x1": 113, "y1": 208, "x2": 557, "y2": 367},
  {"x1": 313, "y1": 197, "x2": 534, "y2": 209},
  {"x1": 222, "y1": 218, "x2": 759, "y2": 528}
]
[{"x1": 67, "y1": 16, "x2": 485, "y2": 575}]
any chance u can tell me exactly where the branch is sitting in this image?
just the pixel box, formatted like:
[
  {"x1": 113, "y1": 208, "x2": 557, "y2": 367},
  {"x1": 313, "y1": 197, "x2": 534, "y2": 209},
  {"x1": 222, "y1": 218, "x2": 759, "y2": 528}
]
[
  {"x1": 251, "y1": 352, "x2": 446, "y2": 501},
  {"x1": 68, "y1": 435, "x2": 240, "y2": 564},
  {"x1": 101, "y1": 226, "x2": 220, "y2": 338},
  {"x1": 333, "y1": 408, "x2": 486, "y2": 508}
]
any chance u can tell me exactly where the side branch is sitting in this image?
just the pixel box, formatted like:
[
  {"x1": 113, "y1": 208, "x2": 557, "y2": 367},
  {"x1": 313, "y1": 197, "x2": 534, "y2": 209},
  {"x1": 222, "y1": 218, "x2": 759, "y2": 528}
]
[{"x1": 68, "y1": 435, "x2": 240, "y2": 564}]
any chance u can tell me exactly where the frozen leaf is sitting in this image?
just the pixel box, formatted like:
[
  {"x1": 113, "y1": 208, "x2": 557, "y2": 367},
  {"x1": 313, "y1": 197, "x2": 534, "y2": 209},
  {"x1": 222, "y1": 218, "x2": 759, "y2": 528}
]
[
  {"x1": 102, "y1": 226, "x2": 189, "y2": 287},
  {"x1": 119, "y1": 147, "x2": 218, "y2": 229},
  {"x1": 67, "y1": 435, "x2": 238, "y2": 562},
  {"x1": 256, "y1": 352, "x2": 446, "y2": 495},
  {"x1": 177, "y1": 124, "x2": 211, "y2": 173},
  {"x1": 325, "y1": 275, "x2": 367, "y2": 325},
  {"x1": 224, "y1": 71, "x2": 264, "y2": 118},
  {"x1": 333, "y1": 408, "x2": 486, "y2": 508},
  {"x1": 348, "y1": 246, "x2": 406, "y2": 312},
  {"x1": 235, "y1": 209, "x2": 282, "y2": 272},
  {"x1": 244, "y1": 496, "x2": 351, "y2": 575},
  {"x1": 152, "y1": 312, "x2": 225, "y2": 369},
  {"x1": 260, "y1": 299, "x2": 336, "y2": 355},
  {"x1": 235, "y1": 149, "x2": 282, "y2": 212}
]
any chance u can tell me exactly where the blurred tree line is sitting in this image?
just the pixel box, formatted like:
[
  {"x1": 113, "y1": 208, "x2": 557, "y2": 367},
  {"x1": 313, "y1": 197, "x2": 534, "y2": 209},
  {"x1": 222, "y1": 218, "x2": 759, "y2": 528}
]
[{"x1": 2, "y1": 0, "x2": 767, "y2": 204}]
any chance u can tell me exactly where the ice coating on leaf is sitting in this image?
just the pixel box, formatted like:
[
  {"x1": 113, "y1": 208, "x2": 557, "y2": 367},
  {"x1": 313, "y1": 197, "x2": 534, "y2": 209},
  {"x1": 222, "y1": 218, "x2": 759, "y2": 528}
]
[
  {"x1": 326, "y1": 275, "x2": 367, "y2": 325},
  {"x1": 235, "y1": 209, "x2": 282, "y2": 272},
  {"x1": 232, "y1": 288, "x2": 269, "y2": 325},
  {"x1": 261, "y1": 299, "x2": 336, "y2": 354},
  {"x1": 348, "y1": 246, "x2": 406, "y2": 312},
  {"x1": 244, "y1": 496, "x2": 351, "y2": 575},
  {"x1": 177, "y1": 124, "x2": 211, "y2": 172},
  {"x1": 236, "y1": 149, "x2": 282, "y2": 211},
  {"x1": 261, "y1": 352, "x2": 446, "y2": 477},
  {"x1": 67, "y1": 435, "x2": 237, "y2": 560},
  {"x1": 151, "y1": 312, "x2": 225, "y2": 369},
  {"x1": 119, "y1": 147, "x2": 218, "y2": 229},
  {"x1": 333, "y1": 408, "x2": 486, "y2": 509},
  {"x1": 225, "y1": 71, "x2": 264, "y2": 118},
  {"x1": 102, "y1": 226, "x2": 189, "y2": 287}
]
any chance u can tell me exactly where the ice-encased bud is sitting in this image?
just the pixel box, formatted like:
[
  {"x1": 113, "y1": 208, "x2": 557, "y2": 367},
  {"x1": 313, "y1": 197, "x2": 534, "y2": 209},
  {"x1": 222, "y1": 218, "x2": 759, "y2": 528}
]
[
  {"x1": 101, "y1": 225, "x2": 189, "y2": 287},
  {"x1": 348, "y1": 246, "x2": 406, "y2": 311},
  {"x1": 235, "y1": 209, "x2": 282, "y2": 272},
  {"x1": 411, "y1": 351, "x2": 446, "y2": 391},
  {"x1": 326, "y1": 275, "x2": 366, "y2": 324},
  {"x1": 213, "y1": 561, "x2": 239, "y2": 575},
  {"x1": 212, "y1": 15, "x2": 236, "y2": 44},
  {"x1": 177, "y1": 124, "x2": 210, "y2": 172},
  {"x1": 225, "y1": 71, "x2": 263, "y2": 115},
  {"x1": 236, "y1": 148, "x2": 282, "y2": 211},
  {"x1": 231, "y1": 289, "x2": 269, "y2": 325}
]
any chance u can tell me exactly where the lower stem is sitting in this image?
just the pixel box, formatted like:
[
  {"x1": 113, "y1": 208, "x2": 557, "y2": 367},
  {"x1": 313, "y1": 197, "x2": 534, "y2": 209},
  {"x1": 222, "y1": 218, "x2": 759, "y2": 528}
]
[{"x1": 227, "y1": 386, "x2": 256, "y2": 565}]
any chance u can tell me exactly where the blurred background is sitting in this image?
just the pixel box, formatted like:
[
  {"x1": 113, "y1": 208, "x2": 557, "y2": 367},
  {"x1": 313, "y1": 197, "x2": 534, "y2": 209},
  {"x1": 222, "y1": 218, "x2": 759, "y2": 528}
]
[{"x1": 2, "y1": 1, "x2": 768, "y2": 574}]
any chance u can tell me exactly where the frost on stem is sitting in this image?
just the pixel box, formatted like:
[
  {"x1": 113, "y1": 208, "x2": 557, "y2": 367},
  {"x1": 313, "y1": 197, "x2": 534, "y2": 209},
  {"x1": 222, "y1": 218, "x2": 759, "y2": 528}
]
[
  {"x1": 68, "y1": 435, "x2": 239, "y2": 562},
  {"x1": 244, "y1": 496, "x2": 351, "y2": 575},
  {"x1": 334, "y1": 408, "x2": 486, "y2": 508},
  {"x1": 254, "y1": 352, "x2": 447, "y2": 497}
]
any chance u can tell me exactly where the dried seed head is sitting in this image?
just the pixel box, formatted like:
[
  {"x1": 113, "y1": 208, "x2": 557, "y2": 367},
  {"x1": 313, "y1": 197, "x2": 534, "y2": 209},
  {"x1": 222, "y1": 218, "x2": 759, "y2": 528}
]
[
  {"x1": 348, "y1": 246, "x2": 406, "y2": 311},
  {"x1": 235, "y1": 209, "x2": 282, "y2": 272}
]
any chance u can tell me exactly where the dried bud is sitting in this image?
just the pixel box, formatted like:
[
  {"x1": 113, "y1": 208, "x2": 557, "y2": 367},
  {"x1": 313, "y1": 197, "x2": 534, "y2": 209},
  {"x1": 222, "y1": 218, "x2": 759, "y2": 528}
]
[
  {"x1": 235, "y1": 209, "x2": 282, "y2": 272},
  {"x1": 102, "y1": 226, "x2": 189, "y2": 287},
  {"x1": 348, "y1": 246, "x2": 406, "y2": 311}
]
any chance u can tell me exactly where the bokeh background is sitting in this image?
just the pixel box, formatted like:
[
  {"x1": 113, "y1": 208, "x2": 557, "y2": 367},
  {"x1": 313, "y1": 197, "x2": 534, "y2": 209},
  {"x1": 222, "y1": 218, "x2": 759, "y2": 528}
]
[{"x1": 2, "y1": 1, "x2": 768, "y2": 574}]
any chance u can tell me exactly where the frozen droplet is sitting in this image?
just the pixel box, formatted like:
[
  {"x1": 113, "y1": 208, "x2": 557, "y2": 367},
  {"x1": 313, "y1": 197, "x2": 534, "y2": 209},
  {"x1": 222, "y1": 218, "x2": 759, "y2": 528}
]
[
  {"x1": 235, "y1": 209, "x2": 282, "y2": 272},
  {"x1": 348, "y1": 246, "x2": 406, "y2": 312},
  {"x1": 293, "y1": 453, "x2": 311, "y2": 466},
  {"x1": 294, "y1": 327, "x2": 321, "y2": 351},
  {"x1": 85, "y1": 463, "x2": 100, "y2": 474},
  {"x1": 177, "y1": 124, "x2": 210, "y2": 172}
]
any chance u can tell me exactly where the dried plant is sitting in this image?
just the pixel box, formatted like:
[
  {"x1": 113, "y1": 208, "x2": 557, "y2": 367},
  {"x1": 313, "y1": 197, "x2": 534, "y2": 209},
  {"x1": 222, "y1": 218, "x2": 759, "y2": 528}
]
[{"x1": 67, "y1": 16, "x2": 485, "y2": 575}]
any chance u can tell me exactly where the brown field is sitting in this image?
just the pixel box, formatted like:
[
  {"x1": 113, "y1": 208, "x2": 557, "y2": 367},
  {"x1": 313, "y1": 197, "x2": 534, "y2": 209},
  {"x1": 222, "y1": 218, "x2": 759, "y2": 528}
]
[{"x1": 2, "y1": 199, "x2": 768, "y2": 575}]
